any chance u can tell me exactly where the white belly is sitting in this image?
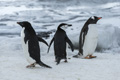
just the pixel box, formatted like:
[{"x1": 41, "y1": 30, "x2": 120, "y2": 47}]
[
  {"x1": 21, "y1": 28, "x2": 35, "y2": 64},
  {"x1": 82, "y1": 24, "x2": 98, "y2": 57}
]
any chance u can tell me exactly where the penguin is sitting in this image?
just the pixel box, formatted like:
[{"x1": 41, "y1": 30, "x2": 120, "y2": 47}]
[
  {"x1": 17, "y1": 21, "x2": 52, "y2": 68},
  {"x1": 48, "y1": 23, "x2": 74, "y2": 65},
  {"x1": 73, "y1": 16, "x2": 102, "y2": 59}
]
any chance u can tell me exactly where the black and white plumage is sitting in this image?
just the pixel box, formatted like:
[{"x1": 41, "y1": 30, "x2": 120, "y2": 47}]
[
  {"x1": 73, "y1": 16, "x2": 102, "y2": 59},
  {"x1": 17, "y1": 21, "x2": 51, "y2": 68},
  {"x1": 48, "y1": 23, "x2": 74, "y2": 65}
]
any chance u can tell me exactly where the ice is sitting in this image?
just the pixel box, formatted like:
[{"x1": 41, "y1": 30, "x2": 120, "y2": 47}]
[
  {"x1": 0, "y1": 0, "x2": 16, "y2": 1},
  {"x1": 99, "y1": 2, "x2": 120, "y2": 9},
  {"x1": 97, "y1": 24, "x2": 117, "y2": 51},
  {"x1": 0, "y1": 5, "x2": 43, "y2": 15}
]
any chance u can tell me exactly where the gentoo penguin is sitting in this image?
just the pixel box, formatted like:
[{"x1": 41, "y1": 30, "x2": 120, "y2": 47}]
[
  {"x1": 48, "y1": 23, "x2": 74, "y2": 65},
  {"x1": 73, "y1": 16, "x2": 102, "y2": 59},
  {"x1": 17, "y1": 21, "x2": 51, "y2": 68}
]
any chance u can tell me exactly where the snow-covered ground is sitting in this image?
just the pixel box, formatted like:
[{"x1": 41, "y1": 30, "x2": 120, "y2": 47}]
[
  {"x1": 1, "y1": 52, "x2": 120, "y2": 80},
  {"x1": 0, "y1": 0, "x2": 120, "y2": 80}
]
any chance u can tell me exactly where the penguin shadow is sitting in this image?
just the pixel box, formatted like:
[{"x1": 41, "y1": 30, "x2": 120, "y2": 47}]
[
  {"x1": 73, "y1": 54, "x2": 97, "y2": 59},
  {"x1": 26, "y1": 65, "x2": 51, "y2": 70}
]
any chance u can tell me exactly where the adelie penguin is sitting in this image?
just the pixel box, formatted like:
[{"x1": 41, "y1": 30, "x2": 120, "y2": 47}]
[
  {"x1": 73, "y1": 16, "x2": 102, "y2": 59},
  {"x1": 17, "y1": 21, "x2": 52, "y2": 68},
  {"x1": 48, "y1": 23, "x2": 74, "y2": 65}
]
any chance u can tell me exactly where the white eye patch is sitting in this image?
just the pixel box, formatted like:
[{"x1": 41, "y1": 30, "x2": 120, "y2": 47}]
[
  {"x1": 91, "y1": 16, "x2": 95, "y2": 20},
  {"x1": 61, "y1": 25, "x2": 67, "y2": 30}
]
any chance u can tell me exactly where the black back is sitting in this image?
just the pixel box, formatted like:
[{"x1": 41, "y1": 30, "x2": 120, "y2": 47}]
[
  {"x1": 17, "y1": 21, "x2": 52, "y2": 68},
  {"x1": 19, "y1": 21, "x2": 41, "y2": 63},
  {"x1": 17, "y1": 21, "x2": 47, "y2": 63},
  {"x1": 48, "y1": 23, "x2": 74, "y2": 63}
]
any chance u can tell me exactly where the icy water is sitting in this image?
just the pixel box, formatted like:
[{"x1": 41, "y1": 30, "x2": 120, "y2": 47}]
[{"x1": 0, "y1": 0, "x2": 120, "y2": 52}]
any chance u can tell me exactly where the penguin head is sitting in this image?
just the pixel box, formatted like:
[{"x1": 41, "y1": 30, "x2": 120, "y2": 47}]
[
  {"x1": 87, "y1": 16, "x2": 102, "y2": 24},
  {"x1": 58, "y1": 23, "x2": 72, "y2": 30},
  {"x1": 17, "y1": 21, "x2": 31, "y2": 28}
]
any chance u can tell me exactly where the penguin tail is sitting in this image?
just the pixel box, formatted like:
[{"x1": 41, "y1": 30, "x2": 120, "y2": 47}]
[
  {"x1": 56, "y1": 57, "x2": 61, "y2": 65},
  {"x1": 38, "y1": 61, "x2": 52, "y2": 68}
]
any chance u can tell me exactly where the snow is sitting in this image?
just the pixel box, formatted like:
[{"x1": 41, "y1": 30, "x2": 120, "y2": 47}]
[
  {"x1": 0, "y1": 0, "x2": 16, "y2": 1},
  {"x1": 0, "y1": 0, "x2": 120, "y2": 80},
  {"x1": 99, "y1": 2, "x2": 120, "y2": 9},
  {"x1": 1, "y1": 51, "x2": 120, "y2": 80},
  {"x1": 0, "y1": 6, "x2": 43, "y2": 15}
]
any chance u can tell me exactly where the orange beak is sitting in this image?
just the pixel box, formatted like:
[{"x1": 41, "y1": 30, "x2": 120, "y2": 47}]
[{"x1": 98, "y1": 17, "x2": 102, "y2": 20}]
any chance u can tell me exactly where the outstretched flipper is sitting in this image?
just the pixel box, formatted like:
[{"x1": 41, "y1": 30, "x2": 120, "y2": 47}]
[
  {"x1": 37, "y1": 36, "x2": 48, "y2": 46},
  {"x1": 65, "y1": 36, "x2": 74, "y2": 52},
  {"x1": 47, "y1": 37, "x2": 54, "y2": 53}
]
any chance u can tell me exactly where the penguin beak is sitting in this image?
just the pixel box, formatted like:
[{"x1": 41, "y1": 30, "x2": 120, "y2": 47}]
[
  {"x1": 98, "y1": 17, "x2": 102, "y2": 20},
  {"x1": 68, "y1": 24, "x2": 72, "y2": 26},
  {"x1": 67, "y1": 24, "x2": 72, "y2": 27},
  {"x1": 17, "y1": 22, "x2": 23, "y2": 27},
  {"x1": 17, "y1": 22, "x2": 20, "y2": 24}
]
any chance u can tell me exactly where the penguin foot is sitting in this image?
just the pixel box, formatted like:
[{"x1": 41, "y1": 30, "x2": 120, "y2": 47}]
[
  {"x1": 84, "y1": 56, "x2": 91, "y2": 59},
  {"x1": 64, "y1": 59, "x2": 68, "y2": 63},
  {"x1": 56, "y1": 58, "x2": 61, "y2": 65},
  {"x1": 89, "y1": 55, "x2": 97, "y2": 58},
  {"x1": 26, "y1": 63, "x2": 35, "y2": 68}
]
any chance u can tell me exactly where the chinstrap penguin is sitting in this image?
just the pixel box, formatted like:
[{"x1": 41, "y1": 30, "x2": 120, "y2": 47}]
[
  {"x1": 73, "y1": 16, "x2": 102, "y2": 59},
  {"x1": 17, "y1": 21, "x2": 52, "y2": 68},
  {"x1": 48, "y1": 23, "x2": 74, "y2": 65}
]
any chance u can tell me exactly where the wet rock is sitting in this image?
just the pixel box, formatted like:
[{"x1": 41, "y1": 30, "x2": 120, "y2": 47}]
[{"x1": 37, "y1": 29, "x2": 56, "y2": 39}]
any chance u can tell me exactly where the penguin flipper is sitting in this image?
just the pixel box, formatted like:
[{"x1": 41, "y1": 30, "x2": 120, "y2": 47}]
[
  {"x1": 37, "y1": 36, "x2": 48, "y2": 46},
  {"x1": 38, "y1": 61, "x2": 52, "y2": 68},
  {"x1": 47, "y1": 37, "x2": 54, "y2": 53},
  {"x1": 24, "y1": 37, "x2": 29, "y2": 44},
  {"x1": 79, "y1": 30, "x2": 86, "y2": 55},
  {"x1": 65, "y1": 36, "x2": 74, "y2": 52}
]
